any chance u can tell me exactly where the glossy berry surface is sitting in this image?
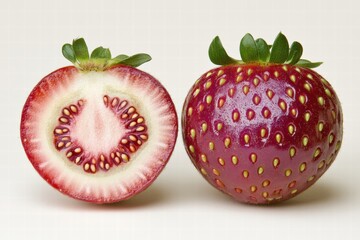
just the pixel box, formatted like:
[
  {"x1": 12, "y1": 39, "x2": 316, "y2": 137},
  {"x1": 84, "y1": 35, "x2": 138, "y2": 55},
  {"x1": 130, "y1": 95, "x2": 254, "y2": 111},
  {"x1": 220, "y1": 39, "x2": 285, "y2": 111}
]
[{"x1": 182, "y1": 33, "x2": 343, "y2": 204}]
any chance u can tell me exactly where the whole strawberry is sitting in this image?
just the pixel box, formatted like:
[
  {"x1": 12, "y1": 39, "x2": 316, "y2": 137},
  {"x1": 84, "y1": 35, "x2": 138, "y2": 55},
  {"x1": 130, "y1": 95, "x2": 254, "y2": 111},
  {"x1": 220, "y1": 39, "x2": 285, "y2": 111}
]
[{"x1": 182, "y1": 33, "x2": 343, "y2": 204}]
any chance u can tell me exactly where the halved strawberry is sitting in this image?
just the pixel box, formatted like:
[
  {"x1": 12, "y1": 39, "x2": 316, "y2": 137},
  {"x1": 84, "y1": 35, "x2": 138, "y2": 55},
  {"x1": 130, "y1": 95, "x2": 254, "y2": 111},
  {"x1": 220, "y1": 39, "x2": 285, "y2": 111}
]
[
  {"x1": 182, "y1": 33, "x2": 343, "y2": 204},
  {"x1": 21, "y1": 38, "x2": 178, "y2": 203}
]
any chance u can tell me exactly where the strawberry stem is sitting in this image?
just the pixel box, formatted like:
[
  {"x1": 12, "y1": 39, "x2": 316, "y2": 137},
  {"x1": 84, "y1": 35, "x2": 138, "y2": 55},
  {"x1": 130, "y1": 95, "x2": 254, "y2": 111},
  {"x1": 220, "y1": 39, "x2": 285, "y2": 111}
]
[
  {"x1": 62, "y1": 38, "x2": 151, "y2": 71},
  {"x1": 209, "y1": 33, "x2": 322, "y2": 68}
]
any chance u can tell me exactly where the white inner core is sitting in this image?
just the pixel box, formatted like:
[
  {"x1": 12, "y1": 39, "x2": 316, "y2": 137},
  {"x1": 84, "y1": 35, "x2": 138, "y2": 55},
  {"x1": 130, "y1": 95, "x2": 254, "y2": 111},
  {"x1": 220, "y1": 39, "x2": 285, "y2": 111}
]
[{"x1": 71, "y1": 97, "x2": 126, "y2": 155}]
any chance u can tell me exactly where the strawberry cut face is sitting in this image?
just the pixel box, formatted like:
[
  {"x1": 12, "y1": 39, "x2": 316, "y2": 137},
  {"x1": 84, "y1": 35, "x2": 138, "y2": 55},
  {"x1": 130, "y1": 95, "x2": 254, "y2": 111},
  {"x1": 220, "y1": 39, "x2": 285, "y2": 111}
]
[
  {"x1": 21, "y1": 65, "x2": 178, "y2": 203},
  {"x1": 182, "y1": 64, "x2": 342, "y2": 204}
]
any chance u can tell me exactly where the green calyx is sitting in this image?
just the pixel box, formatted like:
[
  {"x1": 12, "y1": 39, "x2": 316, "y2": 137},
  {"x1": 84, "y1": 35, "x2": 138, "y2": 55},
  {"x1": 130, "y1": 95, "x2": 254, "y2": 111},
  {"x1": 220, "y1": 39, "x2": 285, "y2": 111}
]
[
  {"x1": 209, "y1": 32, "x2": 322, "y2": 68},
  {"x1": 62, "y1": 38, "x2": 151, "y2": 71}
]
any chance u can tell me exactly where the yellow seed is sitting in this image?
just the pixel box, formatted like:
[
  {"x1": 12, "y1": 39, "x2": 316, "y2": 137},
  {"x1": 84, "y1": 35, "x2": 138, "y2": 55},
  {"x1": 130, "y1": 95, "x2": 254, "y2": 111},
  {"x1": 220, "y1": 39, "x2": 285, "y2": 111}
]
[
  {"x1": 206, "y1": 95, "x2": 213, "y2": 104},
  {"x1": 224, "y1": 138, "x2": 231, "y2": 148},
  {"x1": 250, "y1": 186, "x2": 257, "y2": 192},
  {"x1": 253, "y1": 95, "x2": 260, "y2": 105},
  {"x1": 299, "y1": 95, "x2": 306, "y2": 104},
  {"x1": 213, "y1": 168, "x2": 220, "y2": 176},
  {"x1": 318, "y1": 161, "x2": 325, "y2": 169},
  {"x1": 231, "y1": 156, "x2": 238, "y2": 165},
  {"x1": 274, "y1": 71, "x2": 279, "y2": 77},
  {"x1": 250, "y1": 153, "x2": 257, "y2": 163},
  {"x1": 275, "y1": 133, "x2": 282, "y2": 143},
  {"x1": 266, "y1": 90, "x2": 274, "y2": 99},
  {"x1": 302, "y1": 136, "x2": 309, "y2": 147},
  {"x1": 217, "y1": 70, "x2": 224, "y2": 76},
  {"x1": 237, "y1": 67, "x2": 242, "y2": 73},
  {"x1": 329, "y1": 134, "x2": 334, "y2": 144},
  {"x1": 263, "y1": 109, "x2": 270, "y2": 118},
  {"x1": 244, "y1": 134, "x2": 250, "y2": 144},
  {"x1": 295, "y1": 67, "x2": 301, "y2": 73},
  {"x1": 193, "y1": 88, "x2": 200, "y2": 97},
  {"x1": 285, "y1": 169, "x2": 292, "y2": 177},
  {"x1": 218, "y1": 98, "x2": 225, "y2": 108},
  {"x1": 216, "y1": 123, "x2": 223, "y2": 131},
  {"x1": 57, "y1": 142, "x2": 64, "y2": 148},
  {"x1": 187, "y1": 107, "x2": 193, "y2": 116},
  {"x1": 236, "y1": 75, "x2": 243, "y2": 82},
  {"x1": 198, "y1": 104, "x2": 204, "y2": 112},
  {"x1": 206, "y1": 72, "x2": 212, "y2": 78},
  {"x1": 291, "y1": 108, "x2": 297, "y2": 117},
  {"x1": 260, "y1": 128, "x2": 267, "y2": 138},
  {"x1": 201, "y1": 154, "x2": 207, "y2": 163},
  {"x1": 247, "y1": 110, "x2": 254, "y2": 120},
  {"x1": 318, "y1": 97, "x2": 325, "y2": 106},
  {"x1": 232, "y1": 111, "x2": 239, "y2": 121},
  {"x1": 247, "y1": 68, "x2": 253, "y2": 75},
  {"x1": 215, "y1": 179, "x2": 225, "y2": 188},
  {"x1": 209, "y1": 141, "x2": 215, "y2": 150},
  {"x1": 304, "y1": 83, "x2": 311, "y2": 91},
  {"x1": 304, "y1": 112, "x2": 311, "y2": 122},
  {"x1": 219, "y1": 78, "x2": 226, "y2": 86},
  {"x1": 189, "y1": 145, "x2": 195, "y2": 153},
  {"x1": 205, "y1": 81, "x2": 212, "y2": 89},
  {"x1": 279, "y1": 101, "x2": 286, "y2": 111},
  {"x1": 190, "y1": 129, "x2": 196, "y2": 139},
  {"x1": 291, "y1": 189, "x2": 298, "y2": 195},
  {"x1": 200, "y1": 168, "x2": 207, "y2": 175},
  {"x1": 325, "y1": 88, "x2": 332, "y2": 97},
  {"x1": 308, "y1": 175, "x2": 315, "y2": 182},
  {"x1": 262, "y1": 192, "x2": 269, "y2": 198},
  {"x1": 289, "y1": 147, "x2": 296, "y2": 158},
  {"x1": 253, "y1": 77, "x2": 259, "y2": 86},
  {"x1": 307, "y1": 74, "x2": 313, "y2": 80},
  {"x1": 273, "y1": 158, "x2": 280, "y2": 168},
  {"x1": 288, "y1": 125, "x2": 295, "y2": 135},
  {"x1": 286, "y1": 88, "x2": 294, "y2": 98},
  {"x1": 218, "y1": 158, "x2": 225, "y2": 166},
  {"x1": 262, "y1": 180, "x2": 270, "y2": 187},
  {"x1": 243, "y1": 85, "x2": 250, "y2": 95},
  {"x1": 258, "y1": 166, "x2": 264, "y2": 175},
  {"x1": 90, "y1": 164, "x2": 96, "y2": 173},
  {"x1": 202, "y1": 123, "x2": 208, "y2": 132},
  {"x1": 235, "y1": 188, "x2": 242, "y2": 193},
  {"x1": 282, "y1": 65, "x2": 288, "y2": 71},
  {"x1": 243, "y1": 170, "x2": 249, "y2": 178},
  {"x1": 228, "y1": 88, "x2": 235, "y2": 97},
  {"x1": 313, "y1": 148, "x2": 321, "y2": 158},
  {"x1": 290, "y1": 75, "x2": 296, "y2": 83},
  {"x1": 299, "y1": 162, "x2": 307, "y2": 172}
]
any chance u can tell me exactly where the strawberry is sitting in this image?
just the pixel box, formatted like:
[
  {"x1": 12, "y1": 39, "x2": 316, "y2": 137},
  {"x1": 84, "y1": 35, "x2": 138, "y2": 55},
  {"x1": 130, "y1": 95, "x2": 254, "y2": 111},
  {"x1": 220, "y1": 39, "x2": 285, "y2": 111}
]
[
  {"x1": 182, "y1": 33, "x2": 343, "y2": 204},
  {"x1": 21, "y1": 38, "x2": 178, "y2": 203}
]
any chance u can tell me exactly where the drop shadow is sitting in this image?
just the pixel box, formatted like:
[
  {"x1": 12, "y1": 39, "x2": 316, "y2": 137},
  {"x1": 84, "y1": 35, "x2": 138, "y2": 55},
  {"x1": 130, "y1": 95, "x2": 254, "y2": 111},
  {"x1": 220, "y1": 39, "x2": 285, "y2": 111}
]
[{"x1": 30, "y1": 182, "x2": 170, "y2": 211}]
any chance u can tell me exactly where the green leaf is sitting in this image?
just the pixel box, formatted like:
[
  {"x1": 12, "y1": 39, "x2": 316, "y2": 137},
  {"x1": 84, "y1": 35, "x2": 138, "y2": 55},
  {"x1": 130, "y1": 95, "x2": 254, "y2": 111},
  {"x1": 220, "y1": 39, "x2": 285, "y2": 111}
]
[
  {"x1": 255, "y1": 38, "x2": 270, "y2": 62},
  {"x1": 62, "y1": 44, "x2": 76, "y2": 63},
  {"x1": 295, "y1": 59, "x2": 322, "y2": 68},
  {"x1": 269, "y1": 32, "x2": 289, "y2": 63},
  {"x1": 73, "y1": 38, "x2": 89, "y2": 62},
  {"x1": 240, "y1": 33, "x2": 259, "y2": 62},
  {"x1": 113, "y1": 54, "x2": 129, "y2": 62},
  {"x1": 208, "y1": 36, "x2": 239, "y2": 65},
  {"x1": 286, "y1": 41, "x2": 303, "y2": 65},
  {"x1": 118, "y1": 53, "x2": 152, "y2": 67},
  {"x1": 91, "y1": 47, "x2": 111, "y2": 59}
]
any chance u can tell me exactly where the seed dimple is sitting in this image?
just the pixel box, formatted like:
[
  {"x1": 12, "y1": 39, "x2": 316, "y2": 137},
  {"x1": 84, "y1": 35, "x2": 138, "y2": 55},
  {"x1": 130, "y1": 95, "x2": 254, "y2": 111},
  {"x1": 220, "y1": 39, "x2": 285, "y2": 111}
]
[
  {"x1": 243, "y1": 85, "x2": 250, "y2": 95},
  {"x1": 250, "y1": 153, "x2": 257, "y2": 163},
  {"x1": 231, "y1": 155, "x2": 238, "y2": 165},
  {"x1": 318, "y1": 160, "x2": 325, "y2": 169},
  {"x1": 70, "y1": 105, "x2": 78, "y2": 113},
  {"x1": 63, "y1": 108, "x2": 71, "y2": 116},
  {"x1": 218, "y1": 98, "x2": 225, "y2": 108},
  {"x1": 224, "y1": 137, "x2": 231, "y2": 148},
  {"x1": 59, "y1": 117, "x2": 69, "y2": 123},
  {"x1": 111, "y1": 97, "x2": 119, "y2": 107},
  {"x1": 74, "y1": 147, "x2": 82, "y2": 153},
  {"x1": 84, "y1": 163, "x2": 90, "y2": 171},
  {"x1": 246, "y1": 109, "x2": 255, "y2": 120},
  {"x1": 201, "y1": 154, "x2": 207, "y2": 163},
  {"x1": 90, "y1": 164, "x2": 96, "y2": 173},
  {"x1": 299, "y1": 162, "x2": 307, "y2": 172},
  {"x1": 228, "y1": 88, "x2": 235, "y2": 97},
  {"x1": 266, "y1": 89, "x2": 274, "y2": 99},
  {"x1": 57, "y1": 142, "x2": 64, "y2": 148},
  {"x1": 232, "y1": 110, "x2": 240, "y2": 122},
  {"x1": 136, "y1": 126, "x2": 145, "y2": 132},
  {"x1": 273, "y1": 158, "x2": 280, "y2": 168}
]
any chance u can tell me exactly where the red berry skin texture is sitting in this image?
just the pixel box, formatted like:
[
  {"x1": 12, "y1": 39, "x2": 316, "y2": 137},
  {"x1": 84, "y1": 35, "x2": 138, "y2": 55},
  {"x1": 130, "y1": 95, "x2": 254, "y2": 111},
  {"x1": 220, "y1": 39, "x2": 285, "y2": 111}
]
[{"x1": 182, "y1": 64, "x2": 343, "y2": 204}]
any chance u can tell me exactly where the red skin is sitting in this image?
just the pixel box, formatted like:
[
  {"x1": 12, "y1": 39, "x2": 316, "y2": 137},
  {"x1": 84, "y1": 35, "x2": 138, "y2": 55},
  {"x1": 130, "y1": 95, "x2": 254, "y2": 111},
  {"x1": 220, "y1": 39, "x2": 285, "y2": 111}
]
[
  {"x1": 21, "y1": 65, "x2": 178, "y2": 203},
  {"x1": 182, "y1": 64, "x2": 342, "y2": 204}
]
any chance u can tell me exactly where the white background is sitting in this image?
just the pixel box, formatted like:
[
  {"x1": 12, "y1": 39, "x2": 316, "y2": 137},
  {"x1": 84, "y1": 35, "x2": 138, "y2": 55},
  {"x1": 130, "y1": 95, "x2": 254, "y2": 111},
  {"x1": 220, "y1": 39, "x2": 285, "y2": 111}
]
[{"x1": 1, "y1": 0, "x2": 360, "y2": 239}]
